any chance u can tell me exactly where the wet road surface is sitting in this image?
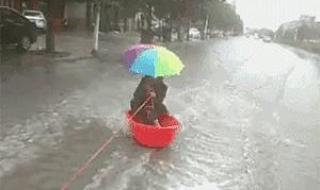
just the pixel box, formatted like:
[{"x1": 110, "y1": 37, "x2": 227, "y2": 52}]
[{"x1": 0, "y1": 37, "x2": 320, "y2": 190}]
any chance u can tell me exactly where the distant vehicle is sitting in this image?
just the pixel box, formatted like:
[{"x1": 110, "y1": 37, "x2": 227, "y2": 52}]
[
  {"x1": 0, "y1": 6, "x2": 37, "y2": 51},
  {"x1": 253, "y1": 33, "x2": 260, "y2": 40},
  {"x1": 209, "y1": 30, "x2": 224, "y2": 38},
  {"x1": 189, "y1": 27, "x2": 201, "y2": 39},
  {"x1": 225, "y1": 31, "x2": 235, "y2": 36},
  {"x1": 22, "y1": 10, "x2": 47, "y2": 31},
  {"x1": 262, "y1": 36, "x2": 273, "y2": 43}
]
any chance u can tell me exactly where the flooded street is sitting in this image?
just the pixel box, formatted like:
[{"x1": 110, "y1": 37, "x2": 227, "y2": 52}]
[{"x1": 0, "y1": 37, "x2": 320, "y2": 190}]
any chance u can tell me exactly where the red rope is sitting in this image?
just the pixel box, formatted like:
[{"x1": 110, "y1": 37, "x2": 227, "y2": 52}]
[
  {"x1": 128, "y1": 96, "x2": 152, "y2": 121},
  {"x1": 60, "y1": 96, "x2": 152, "y2": 190}
]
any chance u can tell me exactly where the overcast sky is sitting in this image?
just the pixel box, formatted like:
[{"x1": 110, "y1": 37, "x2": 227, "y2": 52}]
[{"x1": 235, "y1": 0, "x2": 320, "y2": 30}]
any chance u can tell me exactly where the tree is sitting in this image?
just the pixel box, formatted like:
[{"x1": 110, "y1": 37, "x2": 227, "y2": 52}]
[
  {"x1": 138, "y1": 0, "x2": 155, "y2": 43},
  {"x1": 45, "y1": 0, "x2": 56, "y2": 52},
  {"x1": 112, "y1": 0, "x2": 241, "y2": 43},
  {"x1": 152, "y1": 0, "x2": 176, "y2": 41},
  {"x1": 86, "y1": 0, "x2": 93, "y2": 30},
  {"x1": 208, "y1": 1, "x2": 242, "y2": 32},
  {"x1": 175, "y1": 0, "x2": 228, "y2": 40},
  {"x1": 45, "y1": 0, "x2": 92, "y2": 52},
  {"x1": 118, "y1": 0, "x2": 139, "y2": 32},
  {"x1": 92, "y1": 0, "x2": 101, "y2": 55}
]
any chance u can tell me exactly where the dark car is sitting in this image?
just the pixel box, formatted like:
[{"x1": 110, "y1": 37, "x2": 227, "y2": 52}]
[{"x1": 0, "y1": 6, "x2": 37, "y2": 51}]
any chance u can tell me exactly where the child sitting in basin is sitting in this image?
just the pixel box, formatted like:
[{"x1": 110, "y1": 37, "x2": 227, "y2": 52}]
[{"x1": 130, "y1": 76, "x2": 168, "y2": 125}]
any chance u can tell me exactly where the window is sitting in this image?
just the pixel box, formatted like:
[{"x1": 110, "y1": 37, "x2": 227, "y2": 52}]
[{"x1": 23, "y1": 11, "x2": 41, "y2": 17}]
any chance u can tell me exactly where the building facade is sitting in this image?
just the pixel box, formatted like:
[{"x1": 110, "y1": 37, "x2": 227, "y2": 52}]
[{"x1": 0, "y1": 0, "x2": 39, "y2": 11}]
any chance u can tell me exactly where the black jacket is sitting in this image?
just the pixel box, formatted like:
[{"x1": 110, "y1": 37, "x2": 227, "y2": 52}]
[{"x1": 130, "y1": 76, "x2": 168, "y2": 124}]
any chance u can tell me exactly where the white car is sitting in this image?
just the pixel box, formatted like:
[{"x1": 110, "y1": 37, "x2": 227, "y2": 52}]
[
  {"x1": 262, "y1": 36, "x2": 273, "y2": 43},
  {"x1": 22, "y1": 10, "x2": 47, "y2": 31},
  {"x1": 189, "y1": 27, "x2": 201, "y2": 39}
]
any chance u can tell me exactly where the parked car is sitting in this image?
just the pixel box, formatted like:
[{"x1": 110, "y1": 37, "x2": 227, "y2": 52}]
[
  {"x1": 189, "y1": 27, "x2": 201, "y2": 39},
  {"x1": 0, "y1": 6, "x2": 37, "y2": 51},
  {"x1": 22, "y1": 10, "x2": 47, "y2": 31},
  {"x1": 209, "y1": 30, "x2": 224, "y2": 38},
  {"x1": 262, "y1": 36, "x2": 273, "y2": 43},
  {"x1": 253, "y1": 33, "x2": 260, "y2": 40}
]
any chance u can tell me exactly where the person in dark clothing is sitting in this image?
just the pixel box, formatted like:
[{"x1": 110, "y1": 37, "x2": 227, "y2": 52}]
[{"x1": 130, "y1": 76, "x2": 169, "y2": 125}]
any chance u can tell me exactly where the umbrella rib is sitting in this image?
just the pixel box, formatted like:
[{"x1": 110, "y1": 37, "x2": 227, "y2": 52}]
[{"x1": 155, "y1": 49, "x2": 159, "y2": 77}]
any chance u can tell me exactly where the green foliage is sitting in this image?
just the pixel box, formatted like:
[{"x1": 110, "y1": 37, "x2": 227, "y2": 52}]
[
  {"x1": 207, "y1": 1, "x2": 243, "y2": 31},
  {"x1": 67, "y1": 0, "x2": 87, "y2": 2},
  {"x1": 110, "y1": 0, "x2": 242, "y2": 32},
  {"x1": 116, "y1": 0, "x2": 142, "y2": 18}
]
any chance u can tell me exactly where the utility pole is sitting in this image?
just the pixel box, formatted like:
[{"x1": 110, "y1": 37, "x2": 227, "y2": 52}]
[
  {"x1": 204, "y1": 15, "x2": 209, "y2": 39},
  {"x1": 92, "y1": 0, "x2": 101, "y2": 55}
]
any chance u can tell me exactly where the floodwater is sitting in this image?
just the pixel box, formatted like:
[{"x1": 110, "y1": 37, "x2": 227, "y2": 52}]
[{"x1": 0, "y1": 37, "x2": 320, "y2": 190}]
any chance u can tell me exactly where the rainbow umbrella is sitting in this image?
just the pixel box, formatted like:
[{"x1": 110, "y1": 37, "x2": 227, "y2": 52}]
[
  {"x1": 123, "y1": 44, "x2": 155, "y2": 68},
  {"x1": 125, "y1": 45, "x2": 184, "y2": 78}
]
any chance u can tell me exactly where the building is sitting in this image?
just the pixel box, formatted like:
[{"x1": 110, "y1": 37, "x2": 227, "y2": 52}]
[
  {"x1": 276, "y1": 21, "x2": 301, "y2": 41},
  {"x1": 0, "y1": 0, "x2": 21, "y2": 10},
  {"x1": 300, "y1": 15, "x2": 316, "y2": 23},
  {"x1": 0, "y1": 0, "x2": 39, "y2": 11},
  {"x1": 1, "y1": 0, "x2": 123, "y2": 32},
  {"x1": 64, "y1": 0, "x2": 88, "y2": 30},
  {"x1": 1, "y1": 0, "x2": 90, "y2": 31},
  {"x1": 276, "y1": 16, "x2": 320, "y2": 42}
]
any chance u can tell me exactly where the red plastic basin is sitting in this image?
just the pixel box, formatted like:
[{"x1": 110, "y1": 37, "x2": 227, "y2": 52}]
[{"x1": 126, "y1": 112, "x2": 181, "y2": 148}]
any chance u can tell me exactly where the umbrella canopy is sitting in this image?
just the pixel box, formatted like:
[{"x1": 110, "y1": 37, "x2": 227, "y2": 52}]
[
  {"x1": 123, "y1": 44, "x2": 155, "y2": 68},
  {"x1": 128, "y1": 46, "x2": 184, "y2": 78}
]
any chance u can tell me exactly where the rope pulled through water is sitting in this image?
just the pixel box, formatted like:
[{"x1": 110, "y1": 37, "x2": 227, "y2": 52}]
[{"x1": 60, "y1": 96, "x2": 152, "y2": 190}]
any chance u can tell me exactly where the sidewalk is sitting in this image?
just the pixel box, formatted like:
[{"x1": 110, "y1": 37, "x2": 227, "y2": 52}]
[
  {"x1": 1, "y1": 31, "x2": 140, "y2": 84},
  {"x1": 275, "y1": 39, "x2": 320, "y2": 55},
  {"x1": 30, "y1": 31, "x2": 140, "y2": 61}
]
